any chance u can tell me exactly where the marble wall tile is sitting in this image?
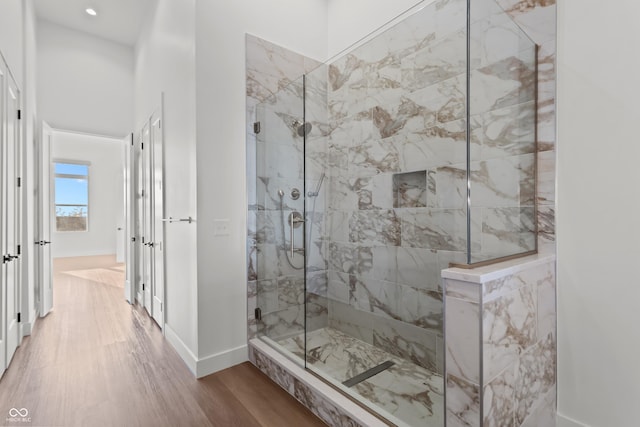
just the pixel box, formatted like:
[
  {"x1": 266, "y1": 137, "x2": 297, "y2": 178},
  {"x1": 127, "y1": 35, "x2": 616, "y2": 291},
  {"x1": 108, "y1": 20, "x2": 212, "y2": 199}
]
[
  {"x1": 514, "y1": 332, "x2": 556, "y2": 425},
  {"x1": 436, "y1": 334, "x2": 445, "y2": 374},
  {"x1": 396, "y1": 246, "x2": 442, "y2": 290},
  {"x1": 252, "y1": 345, "x2": 296, "y2": 395},
  {"x1": 328, "y1": 299, "x2": 374, "y2": 344},
  {"x1": 428, "y1": 164, "x2": 466, "y2": 209},
  {"x1": 446, "y1": 296, "x2": 480, "y2": 384},
  {"x1": 444, "y1": 278, "x2": 481, "y2": 303},
  {"x1": 495, "y1": 0, "x2": 557, "y2": 45},
  {"x1": 306, "y1": 294, "x2": 329, "y2": 333},
  {"x1": 396, "y1": 285, "x2": 443, "y2": 331},
  {"x1": 401, "y1": 28, "x2": 466, "y2": 92},
  {"x1": 398, "y1": 207, "x2": 471, "y2": 251},
  {"x1": 327, "y1": 270, "x2": 351, "y2": 304},
  {"x1": 483, "y1": 283, "x2": 537, "y2": 382},
  {"x1": 483, "y1": 361, "x2": 517, "y2": 427},
  {"x1": 537, "y1": 149, "x2": 556, "y2": 205},
  {"x1": 355, "y1": 173, "x2": 395, "y2": 210},
  {"x1": 470, "y1": 57, "x2": 536, "y2": 116},
  {"x1": 350, "y1": 277, "x2": 397, "y2": 320},
  {"x1": 278, "y1": 276, "x2": 305, "y2": 309},
  {"x1": 349, "y1": 210, "x2": 401, "y2": 246},
  {"x1": 520, "y1": 387, "x2": 556, "y2": 427},
  {"x1": 257, "y1": 278, "x2": 279, "y2": 314},
  {"x1": 293, "y1": 378, "x2": 364, "y2": 427},
  {"x1": 480, "y1": 101, "x2": 536, "y2": 161},
  {"x1": 446, "y1": 374, "x2": 481, "y2": 427},
  {"x1": 261, "y1": 305, "x2": 305, "y2": 341},
  {"x1": 246, "y1": 34, "x2": 305, "y2": 101},
  {"x1": 478, "y1": 206, "x2": 536, "y2": 259},
  {"x1": 537, "y1": 206, "x2": 555, "y2": 254},
  {"x1": 248, "y1": 280, "x2": 258, "y2": 339},
  {"x1": 393, "y1": 171, "x2": 428, "y2": 208},
  {"x1": 536, "y1": 262, "x2": 556, "y2": 341},
  {"x1": 536, "y1": 40, "x2": 556, "y2": 152},
  {"x1": 372, "y1": 316, "x2": 440, "y2": 373}
]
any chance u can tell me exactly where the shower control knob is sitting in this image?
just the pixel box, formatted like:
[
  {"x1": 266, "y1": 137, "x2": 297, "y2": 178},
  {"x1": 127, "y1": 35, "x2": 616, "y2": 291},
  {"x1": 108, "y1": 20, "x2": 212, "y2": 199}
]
[{"x1": 291, "y1": 188, "x2": 301, "y2": 200}]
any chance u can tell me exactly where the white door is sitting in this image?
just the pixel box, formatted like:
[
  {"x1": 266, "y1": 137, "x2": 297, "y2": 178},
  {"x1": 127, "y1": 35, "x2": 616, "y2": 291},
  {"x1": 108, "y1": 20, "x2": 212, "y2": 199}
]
[
  {"x1": 135, "y1": 134, "x2": 143, "y2": 304},
  {"x1": 141, "y1": 123, "x2": 152, "y2": 315},
  {"x1": 150, "y1": 112, "x2": 164, "y2": 327},
  {"x1": 124, "y1": 134, "x2": 135, "y2": 304},
  {"x1": 38, "y1": 122, "x2": 53, "y2": 316},
  {"x1": 3, "y1": 74, "x2": 21, "y2": 368},
  {"x1": 0, "y1": 58, "x2": 6, "y2": 374}
]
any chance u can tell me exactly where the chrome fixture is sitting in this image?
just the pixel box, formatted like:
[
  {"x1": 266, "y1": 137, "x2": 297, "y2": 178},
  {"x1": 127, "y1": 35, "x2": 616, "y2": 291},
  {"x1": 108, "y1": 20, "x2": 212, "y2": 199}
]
[
  {"x1": 307, "y1": 172, "x2": 325, "y2": 197},
  {"x1": 291, "y1": 188, "x2": 301, "y2": 200},
  {"x1": 288, "y1": 211, "x2": 304, "y2": 257}
]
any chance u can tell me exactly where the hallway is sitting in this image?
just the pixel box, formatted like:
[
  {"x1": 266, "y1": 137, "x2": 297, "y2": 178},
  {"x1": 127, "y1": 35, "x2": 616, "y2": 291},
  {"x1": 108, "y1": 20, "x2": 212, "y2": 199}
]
[{"x1": 0, "y1": 256, "x2": 326, "y2": 426}]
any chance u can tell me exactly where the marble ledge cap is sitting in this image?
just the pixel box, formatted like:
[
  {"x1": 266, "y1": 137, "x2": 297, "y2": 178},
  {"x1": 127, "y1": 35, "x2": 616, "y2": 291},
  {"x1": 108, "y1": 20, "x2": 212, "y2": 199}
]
[{"x1": 442, "y1": 253, "x2": 556, "y2": 284}]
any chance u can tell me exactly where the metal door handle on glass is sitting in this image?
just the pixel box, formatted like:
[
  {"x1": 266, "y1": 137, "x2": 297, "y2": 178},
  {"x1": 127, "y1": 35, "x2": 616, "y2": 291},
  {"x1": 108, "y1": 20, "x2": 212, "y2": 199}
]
[{"x1": 288, "y1": 211, "x2": 304, "y2": 258}]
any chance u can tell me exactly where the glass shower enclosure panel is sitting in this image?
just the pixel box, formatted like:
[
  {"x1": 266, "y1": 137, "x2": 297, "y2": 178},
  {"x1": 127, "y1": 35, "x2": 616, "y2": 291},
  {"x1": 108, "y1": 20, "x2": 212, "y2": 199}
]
[
  {"x1": 468, "y1": 0, "x2": 538, "y2": 263},
  {"x1": 254, "y1": 76, "x2": 310, "y2": 349}
]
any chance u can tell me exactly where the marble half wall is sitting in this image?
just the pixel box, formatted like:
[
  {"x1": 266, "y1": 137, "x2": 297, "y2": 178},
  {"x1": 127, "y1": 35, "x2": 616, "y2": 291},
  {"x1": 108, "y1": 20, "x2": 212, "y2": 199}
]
[{"x1": 443, "y1": 254, "x2": 556, "y2": 427}]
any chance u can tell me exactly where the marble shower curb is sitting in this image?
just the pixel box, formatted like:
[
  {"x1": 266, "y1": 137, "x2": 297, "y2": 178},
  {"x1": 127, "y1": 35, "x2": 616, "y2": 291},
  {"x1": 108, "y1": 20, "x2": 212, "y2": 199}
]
[{"x1": 249, "y1": 338, "x2": 389, "y2": 427}]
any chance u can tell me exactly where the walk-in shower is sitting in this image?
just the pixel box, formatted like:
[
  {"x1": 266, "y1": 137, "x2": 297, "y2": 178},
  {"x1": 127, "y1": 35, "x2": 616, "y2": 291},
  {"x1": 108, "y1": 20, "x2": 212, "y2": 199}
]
[{"x1": 251, "y1": 0, "x2": 538, "y2": 424}]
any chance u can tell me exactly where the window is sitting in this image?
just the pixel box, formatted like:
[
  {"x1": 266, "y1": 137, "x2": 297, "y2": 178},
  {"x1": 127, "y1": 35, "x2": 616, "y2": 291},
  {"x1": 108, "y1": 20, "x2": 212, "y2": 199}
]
[{"x1": 54, "y1": 162, "x2": 89, "y2": 232}]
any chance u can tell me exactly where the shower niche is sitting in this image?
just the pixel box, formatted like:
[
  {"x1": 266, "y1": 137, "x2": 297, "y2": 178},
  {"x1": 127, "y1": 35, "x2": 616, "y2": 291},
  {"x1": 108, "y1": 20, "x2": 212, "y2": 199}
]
[{"x1": 247, "y1": 0, "x2": 550, "y2": 425}]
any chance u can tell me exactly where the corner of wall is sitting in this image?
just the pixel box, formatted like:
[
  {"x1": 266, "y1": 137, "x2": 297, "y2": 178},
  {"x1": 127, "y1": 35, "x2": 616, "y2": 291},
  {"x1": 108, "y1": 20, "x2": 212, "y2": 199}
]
[
  {"x1": 195, "y1": 344, "x2": 248, "y2": 379},
  {"x1": 164, "y1": 323, "x2": 198, "y2": 376}
]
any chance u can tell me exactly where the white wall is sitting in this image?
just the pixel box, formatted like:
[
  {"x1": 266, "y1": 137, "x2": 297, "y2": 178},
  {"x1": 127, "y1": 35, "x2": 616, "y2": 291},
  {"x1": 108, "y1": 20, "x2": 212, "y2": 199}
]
[
  {"x1": 0, "y1": 0, "x2": 24, "y2": 88},
  {"x1": 557, "y1": 1, "x2": 640, "y2": 426},
  {"x1": 194, "y1": 0, "x2": 327, "y2": 372},
  {"x1": 37, "y1": 20, "x2": 134, "y2": 137},
  {"x1": 135, "y1": 0, "x2": 199, "y2": 359},
  {"x1": 327, "y1": 0, "x2": 427, "y2": 57},
  {"x1": 50, "y1": 130, "x2": 124, "y2": 259}
]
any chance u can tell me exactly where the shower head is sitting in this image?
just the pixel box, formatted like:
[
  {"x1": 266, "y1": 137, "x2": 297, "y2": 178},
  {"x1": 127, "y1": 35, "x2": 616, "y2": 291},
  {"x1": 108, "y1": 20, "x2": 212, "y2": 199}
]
[{"x1": 296, "y1": 121, "x2": 312, "y2": 138}]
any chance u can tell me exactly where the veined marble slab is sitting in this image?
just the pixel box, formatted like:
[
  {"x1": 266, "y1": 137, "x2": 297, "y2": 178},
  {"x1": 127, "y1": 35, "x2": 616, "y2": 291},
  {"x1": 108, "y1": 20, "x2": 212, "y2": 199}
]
[{"x1": 279, "y1": 327, "x2": 444, "y2": 427}]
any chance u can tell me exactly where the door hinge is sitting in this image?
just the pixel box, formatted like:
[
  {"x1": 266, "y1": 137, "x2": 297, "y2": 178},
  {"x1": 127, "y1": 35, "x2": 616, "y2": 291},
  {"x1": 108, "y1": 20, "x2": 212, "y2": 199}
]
[
  {"x1": 17, "y1": 110, "x2": 21, "y2": 120},
  {"x1": 141, "y1": 142, "x2": 144, "y2": 150},
  {"x1": 158, "y1": 120, "x2": 161, "y2": 129},
  {"x1": 254, "y1": 307, "x2": 262, "y2": 321},
  {"x1": 253, "y1": 122, "x2": 261, "y2": 134},
  {"x1": 17, "y1": 177, "x2": 21, "y2": 187},
  {"x1": 17, "y1": 312, "x2": 21, "y2": 323},
  {"x1": 17, "y1": 245, "x2": 21, "y2": 255},
  {"x1": 142, "y1": 283, "x2": 145, "y2": 291}
]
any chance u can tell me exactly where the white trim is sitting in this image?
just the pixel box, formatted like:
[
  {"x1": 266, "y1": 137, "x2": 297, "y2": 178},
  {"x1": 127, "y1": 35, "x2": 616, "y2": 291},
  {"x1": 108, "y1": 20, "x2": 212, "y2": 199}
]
[
  {"x1": 196, "y1": 344, "x2": 248, "y2": 378},
  {"x1": 164, "y1": 323, "x2": 198, "y2": 375},
  {"x1": 20, "y1": 322, "x2": 32, "y2": 337},
  {"x1": 557, "y1": 413, "x2": 590, "y2": 427}
]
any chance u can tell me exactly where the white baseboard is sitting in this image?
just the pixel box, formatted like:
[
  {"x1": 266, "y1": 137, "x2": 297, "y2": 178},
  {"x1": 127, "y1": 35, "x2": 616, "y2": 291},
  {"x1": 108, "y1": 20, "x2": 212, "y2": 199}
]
[
  {"x1": 20, "y1": 322, "x2": 32, "y2": 337},
  {"x1": 164, "y1": 324, "x2": 248, "y2": 378},
  {"x1": 164, "y1": 324, "x2": 198, "y2": 375},
  {"x1": 557, "y1": 413, "x2": 590, "y2": 427},
  {"x1": 196, "y1": 344, "x2": 248, "y2": 378}
]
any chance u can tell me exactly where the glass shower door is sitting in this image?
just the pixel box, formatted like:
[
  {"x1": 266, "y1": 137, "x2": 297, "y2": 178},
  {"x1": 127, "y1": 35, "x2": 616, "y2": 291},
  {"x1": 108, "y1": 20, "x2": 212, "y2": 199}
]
[{"x1": 254, "y1": 76, "x2": 309, "y2": 353}]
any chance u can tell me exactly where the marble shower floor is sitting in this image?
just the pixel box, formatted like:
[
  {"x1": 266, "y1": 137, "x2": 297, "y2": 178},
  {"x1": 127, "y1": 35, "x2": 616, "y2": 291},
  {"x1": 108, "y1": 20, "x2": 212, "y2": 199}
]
[{"x1": 278, "y1": 327, "x2": 444, "y2": 427}]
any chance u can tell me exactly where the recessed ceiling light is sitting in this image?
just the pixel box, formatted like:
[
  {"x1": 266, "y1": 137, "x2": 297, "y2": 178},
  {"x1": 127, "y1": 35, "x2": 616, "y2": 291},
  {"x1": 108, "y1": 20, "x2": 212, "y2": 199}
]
[{"x1": 85, "y1": 8, "x2": 97, "y2": 16}]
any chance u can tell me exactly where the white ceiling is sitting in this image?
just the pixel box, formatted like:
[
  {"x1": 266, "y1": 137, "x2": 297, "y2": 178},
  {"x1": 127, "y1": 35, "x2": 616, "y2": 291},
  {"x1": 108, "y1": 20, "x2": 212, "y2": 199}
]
[{"x1": 34, "y1": 0, "x2": 158, "y2": 46}]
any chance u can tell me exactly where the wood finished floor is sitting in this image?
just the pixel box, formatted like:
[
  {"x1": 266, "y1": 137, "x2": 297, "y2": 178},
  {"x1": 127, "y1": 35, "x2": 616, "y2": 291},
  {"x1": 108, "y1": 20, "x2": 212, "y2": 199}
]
[{"x1": 0, "y1": 255, "x2": 326, "y2": 427}]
